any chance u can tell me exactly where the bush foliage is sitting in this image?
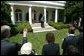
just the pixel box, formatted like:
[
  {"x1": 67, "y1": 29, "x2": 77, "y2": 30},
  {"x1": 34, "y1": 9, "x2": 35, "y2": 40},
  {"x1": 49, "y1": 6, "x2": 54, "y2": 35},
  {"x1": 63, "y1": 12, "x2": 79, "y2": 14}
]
[
  {"x1": 9, "y1": 21, "x2": 33, "y2": 36},
  {"x1": 48, "y1": 21, "x2": 69, "y2": 29}
]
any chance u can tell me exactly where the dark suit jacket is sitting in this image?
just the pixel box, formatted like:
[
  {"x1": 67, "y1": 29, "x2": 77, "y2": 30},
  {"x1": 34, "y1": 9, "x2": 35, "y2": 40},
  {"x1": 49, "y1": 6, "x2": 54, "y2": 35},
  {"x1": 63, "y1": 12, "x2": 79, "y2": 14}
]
[
  {"x1": 42, "y1": 43, "x2": 60, "y2": 55},
  {"x1": 1, "y1": 39, "x2": 20, "y2": 55},
  {"x1": 62, "y1": 35, "x2": 77, "y2": 55},
  {"x1": 76, "y1": 32, "x2": 83, "y2": 55},
  {"x1": 22, "y1": 37, "x2": 28, "y2": 45}
]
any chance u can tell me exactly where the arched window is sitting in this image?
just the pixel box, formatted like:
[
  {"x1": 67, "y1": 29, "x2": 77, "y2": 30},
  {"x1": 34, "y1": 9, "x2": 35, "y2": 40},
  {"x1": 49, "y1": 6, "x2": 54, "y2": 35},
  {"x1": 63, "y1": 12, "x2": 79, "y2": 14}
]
[
  {"x1": 15, "y1": 9, "x2": 22, "y2": 22},
  {"x1": 15, "y1": 9, "x2": 22, "y2": 12}
]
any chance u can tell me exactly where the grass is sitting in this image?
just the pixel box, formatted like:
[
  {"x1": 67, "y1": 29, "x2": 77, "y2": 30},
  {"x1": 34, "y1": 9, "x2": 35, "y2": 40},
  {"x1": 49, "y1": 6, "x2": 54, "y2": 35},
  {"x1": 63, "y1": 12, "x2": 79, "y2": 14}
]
[{"x1": 8, "y1": 29, "x2": 79, "y2": 55}]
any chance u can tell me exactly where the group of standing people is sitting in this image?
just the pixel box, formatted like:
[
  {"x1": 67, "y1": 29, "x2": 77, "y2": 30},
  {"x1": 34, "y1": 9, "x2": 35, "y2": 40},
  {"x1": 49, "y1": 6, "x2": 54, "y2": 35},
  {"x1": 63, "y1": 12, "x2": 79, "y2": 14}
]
[{"x1": 1, "y1": 20, "x2": 83, "y2": 55}]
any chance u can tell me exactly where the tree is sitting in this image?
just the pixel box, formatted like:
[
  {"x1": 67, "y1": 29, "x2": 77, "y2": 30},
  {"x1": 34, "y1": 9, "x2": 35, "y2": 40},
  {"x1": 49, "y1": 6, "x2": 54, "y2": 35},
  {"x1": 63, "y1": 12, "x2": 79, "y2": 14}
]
[
  {"x1": 64, "y1": 1, "x2": 83, "y2": 24},
  {"x1": 1, "y1": 1, "x2": 11, "y2": 23}
]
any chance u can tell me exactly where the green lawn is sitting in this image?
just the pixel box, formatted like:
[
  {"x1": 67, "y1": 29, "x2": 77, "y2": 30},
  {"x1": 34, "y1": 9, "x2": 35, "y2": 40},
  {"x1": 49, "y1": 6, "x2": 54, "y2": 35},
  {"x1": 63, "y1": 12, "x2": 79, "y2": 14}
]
[{"x1": 8, "y1": 29, "x2": 79, "y2": 55}]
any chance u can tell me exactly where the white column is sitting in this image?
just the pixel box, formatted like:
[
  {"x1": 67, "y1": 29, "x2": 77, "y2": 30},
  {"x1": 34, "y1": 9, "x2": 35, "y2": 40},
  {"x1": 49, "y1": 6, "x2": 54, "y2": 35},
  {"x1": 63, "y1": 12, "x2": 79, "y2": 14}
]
[
  {"x1": 11, "y1": 5, "x2": 15, "y2": 24},
  {"x1": 44, "y1": 7, "x2": 46, "y2": 23},
  {"x1": 78, "y1": 17, "x2": 82, "y2": 27},
  {"x1": 55, "y1": 9, "x2": 58, "y2": 23},
  {"x1": 29, "y1": 6, "x2": 32, "y2": 24},
  {"x1": 22, "y1": 12, "x2": 25, "y2": 21},
  {"x1": 32, "y1": 10, "x2": 34, "y2": 23}
]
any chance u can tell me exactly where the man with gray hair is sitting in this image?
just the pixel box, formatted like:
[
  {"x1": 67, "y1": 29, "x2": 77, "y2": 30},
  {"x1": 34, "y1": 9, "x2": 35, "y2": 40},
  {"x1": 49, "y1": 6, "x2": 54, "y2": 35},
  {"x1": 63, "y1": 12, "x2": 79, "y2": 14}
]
[
  {"x1": 1, "y1": 25, "x2": 11, "y2": 39},
  {"x1": 1, "y1": 25, "x2": 20, "y2": 55},
  {"x1": 1, "y1": 25, "x2": 36, "y2": 55}
]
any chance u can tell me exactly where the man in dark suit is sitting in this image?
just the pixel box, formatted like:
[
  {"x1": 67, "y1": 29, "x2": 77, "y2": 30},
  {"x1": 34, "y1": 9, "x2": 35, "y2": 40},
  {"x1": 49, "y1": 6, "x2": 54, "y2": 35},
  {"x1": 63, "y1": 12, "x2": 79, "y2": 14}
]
[
  {"x1": 41, "y1": 15, "x2": 45, "y2": 28},
  {"x1": 1, "y1": 20, "x2": 9, "y2": 26},
  {"x1": 1, "y1": 25, "x2": 20, "y2": 55},
  {"x1": 76, "y1": 26, "x2": 83, "y2": 55},
  {"x1": 62, "y1": 27, "x2": 77, "y2": 55},
  {"x1": 42, "y1": 32, "x2": 60, "y2": 55},
  {"x1": 64, "y1": 45, "x2": 80, "y2": 55}
]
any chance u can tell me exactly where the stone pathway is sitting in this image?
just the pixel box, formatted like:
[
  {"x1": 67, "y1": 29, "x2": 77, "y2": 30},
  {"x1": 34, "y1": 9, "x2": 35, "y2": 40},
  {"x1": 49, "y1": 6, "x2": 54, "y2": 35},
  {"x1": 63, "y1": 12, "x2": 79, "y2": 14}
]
[{"x1": 31, "y1": 23, "x2": 56, "y2": 33}]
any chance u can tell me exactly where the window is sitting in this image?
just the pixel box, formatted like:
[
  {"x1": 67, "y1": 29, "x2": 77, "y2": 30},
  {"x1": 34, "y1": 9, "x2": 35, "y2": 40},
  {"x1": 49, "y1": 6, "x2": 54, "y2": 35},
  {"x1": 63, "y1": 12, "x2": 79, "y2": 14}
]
[
  {"x1": 52, "y1": 11, "x2": 55, "y2": 21},
  {"x1": 15, "y1": 13, "x2": 18, "y2": 21},
  {"x1": 34, "y1": 10, "x2": 36, "y2": 21},
  {"x1": 26, "y1": 12, "x2": 29, "y2": 21},
  {"x1": 19, "y1": 13, "x2": 22, "y2": 21},
  {"x1": 15, "y1": 9, "x2": 22, "y2": 22},
  {"x1": 58, "y1": 9, "x2": 64, "y2": 22}
]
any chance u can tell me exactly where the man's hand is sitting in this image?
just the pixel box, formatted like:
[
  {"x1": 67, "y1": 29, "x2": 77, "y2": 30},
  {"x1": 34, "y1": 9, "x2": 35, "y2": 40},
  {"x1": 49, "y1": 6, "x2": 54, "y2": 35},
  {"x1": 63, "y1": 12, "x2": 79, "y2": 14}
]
[{"x1": 23, "y1": 28, "x2": 27, "y2": 37}]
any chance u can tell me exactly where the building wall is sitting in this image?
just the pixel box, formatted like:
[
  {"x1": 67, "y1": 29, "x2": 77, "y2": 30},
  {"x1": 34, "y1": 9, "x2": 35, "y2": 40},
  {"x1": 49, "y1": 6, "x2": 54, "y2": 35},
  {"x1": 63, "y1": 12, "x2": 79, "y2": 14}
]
[
  {"x1": 14, "y1": 5, "x2": 29, "y2": 21},
  {"x1": 14, "y1": 5, "x2": 55, "y2": 22},
  {"x1": 32, "y1": 7, "x2": 55, "y2": 22},
  {"x1": 32, "y1": 7, "x2": 43, "y2": 22},
  {"x1": 47, "y1": 8, "x2": 55, "y2": 21}
]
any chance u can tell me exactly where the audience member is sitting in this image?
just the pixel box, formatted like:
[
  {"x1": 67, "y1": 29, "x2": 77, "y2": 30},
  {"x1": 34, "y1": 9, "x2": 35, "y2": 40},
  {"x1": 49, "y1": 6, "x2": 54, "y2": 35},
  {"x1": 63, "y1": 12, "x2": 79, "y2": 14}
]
[
  {"x1": 64, "y1": 45, "x2": 80, "y2": 55},
  {"x1": 1, "y1": 20, "x2": 83, "y2": 55},
  {"x1": 62, "y1": 27, "x2": 77, "y2": 55},
  {"x1": 1, "y1": 20, "x2": 9, "y2": 26},
  {"x1": 76, "y1": 26, "x2": 83, "y2": 55},
  {"x1": 1, "y1": 25, "x2": 20, "y2": 55},
  {"x1": 20, "y1": 28, "x2": 36, "y2": 55},
  {"x1": 42, "y1": 32, "x2": 60, "y2": 55}
]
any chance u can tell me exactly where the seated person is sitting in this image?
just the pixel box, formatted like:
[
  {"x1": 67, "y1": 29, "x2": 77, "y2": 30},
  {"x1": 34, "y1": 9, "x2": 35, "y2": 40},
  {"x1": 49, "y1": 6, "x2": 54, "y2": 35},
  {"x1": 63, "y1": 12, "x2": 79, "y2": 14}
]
[{"x1": 42, "y1": 32, "x2": 60, "y2": 55}]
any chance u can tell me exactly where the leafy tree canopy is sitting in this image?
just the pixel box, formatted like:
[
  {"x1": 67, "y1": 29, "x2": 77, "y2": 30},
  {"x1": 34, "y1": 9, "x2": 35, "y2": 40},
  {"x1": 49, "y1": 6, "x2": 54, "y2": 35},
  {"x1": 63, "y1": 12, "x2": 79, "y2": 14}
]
[
  {"x1": 64, "y1": 1, "x2": 83, "y2": 23},
  {"x1": 1, "y1": 1, "x2": 11, "y2": 23}
]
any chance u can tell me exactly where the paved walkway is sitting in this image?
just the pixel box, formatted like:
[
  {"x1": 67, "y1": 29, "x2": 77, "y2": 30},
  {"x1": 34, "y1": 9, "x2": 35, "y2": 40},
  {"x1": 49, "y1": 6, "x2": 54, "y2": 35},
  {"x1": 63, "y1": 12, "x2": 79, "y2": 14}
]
[{"x1": 31, "y1": 23, "x2": 56, "y2": 33}]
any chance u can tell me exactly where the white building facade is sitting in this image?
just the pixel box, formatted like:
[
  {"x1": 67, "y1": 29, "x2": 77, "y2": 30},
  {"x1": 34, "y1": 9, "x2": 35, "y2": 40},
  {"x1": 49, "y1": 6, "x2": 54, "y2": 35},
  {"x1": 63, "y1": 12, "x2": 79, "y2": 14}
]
[{"x1": 6, "y1": 1, "x2": 66, "y2": 25}]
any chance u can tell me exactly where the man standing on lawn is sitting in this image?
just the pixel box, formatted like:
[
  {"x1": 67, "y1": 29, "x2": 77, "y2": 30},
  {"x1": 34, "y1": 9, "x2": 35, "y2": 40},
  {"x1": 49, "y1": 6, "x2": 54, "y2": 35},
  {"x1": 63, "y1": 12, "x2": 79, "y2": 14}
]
[{"x1": 41, "y1": 15, "x2": 45, "y2": 28}]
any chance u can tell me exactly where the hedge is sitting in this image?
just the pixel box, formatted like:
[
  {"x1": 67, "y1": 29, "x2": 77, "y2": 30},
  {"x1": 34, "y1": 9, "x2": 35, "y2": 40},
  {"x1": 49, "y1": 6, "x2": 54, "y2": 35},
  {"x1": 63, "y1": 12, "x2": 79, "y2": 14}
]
[
  {"x1": 9, "y1": 21, "x2": 33, "y2": 36},
  {"x1": 48, "y1": 21, "x2": 70, "y2": 29}
]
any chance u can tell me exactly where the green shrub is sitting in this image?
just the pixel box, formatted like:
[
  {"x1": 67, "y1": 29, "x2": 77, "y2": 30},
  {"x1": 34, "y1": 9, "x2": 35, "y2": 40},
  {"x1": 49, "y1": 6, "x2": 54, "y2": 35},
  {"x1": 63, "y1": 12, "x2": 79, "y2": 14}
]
[
  {"x1": 15, "y1": 21, "x2": 33, "y2": 33},
  {"x1": 9, "y1": 24, "x2": 18, "y2": 36},
  {"x1": 9, "y1": 21, "x2": 33, "y2": 36},
  {"x1": 48, "y1": 21, "x2": 54, "y2": 26},
  {"x1": 48, "y1": 21, "x2": 69, "y2": 29}
]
